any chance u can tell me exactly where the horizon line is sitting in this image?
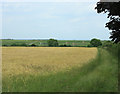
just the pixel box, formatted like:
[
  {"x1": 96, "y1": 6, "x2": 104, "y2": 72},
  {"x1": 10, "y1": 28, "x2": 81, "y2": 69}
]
[{"x1": 0, "y1": 38, "x2": 110, "y2": 41}]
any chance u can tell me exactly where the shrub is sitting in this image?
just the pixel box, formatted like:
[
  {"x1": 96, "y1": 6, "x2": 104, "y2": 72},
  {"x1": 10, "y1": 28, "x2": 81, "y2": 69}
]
[
  {"x1": 59, "y1": 44, "x2": 72, "y2": 47},
  {"x1": 30, "y1": 44, "x2": 37, "y2": 47},
  {"x1": 90, "y1": 38, "x2": 102, "y2": 47},
  {"x1": 11, "y1": 43, "x2": 27, "y2": 47},
  {"x1": 47, "y1": 39, "x2": 59, "y2": 47},
  {"x1": 2, "y1": 44, "x2": 8, "y2": 47},
  {"x1": 102, "y1": 41, "x2": 113, "y2": 47},
  {"x1": 105, "y1": 43, "x2": 119, "y2": 57}
]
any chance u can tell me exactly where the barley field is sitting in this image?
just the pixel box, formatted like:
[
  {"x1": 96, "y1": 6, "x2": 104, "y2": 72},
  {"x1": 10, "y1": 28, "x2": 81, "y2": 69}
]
[{"x1": 2, "y1": 47, "x2": 97, "y2": 77}]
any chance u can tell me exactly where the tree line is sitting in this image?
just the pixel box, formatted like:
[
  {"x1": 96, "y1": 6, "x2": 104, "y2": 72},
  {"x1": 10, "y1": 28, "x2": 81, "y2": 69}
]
[{"x1": 2, "y1": 38, "x2": 114, "y2": 47}]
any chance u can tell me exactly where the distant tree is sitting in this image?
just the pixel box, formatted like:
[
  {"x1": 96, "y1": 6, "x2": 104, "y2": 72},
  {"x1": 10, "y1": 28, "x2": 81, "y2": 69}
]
[
  {"x1": 90, "y1": 38, "x2": 102, "y2": 47},
  {"x1": 95, "y1": 1, "x2": 120, "y2": 43},
  {"x1": 59, "y1": 44, "x2": 67, "y2": 47},
  {"x1": 2, "y1": 44, "x2": 8, "y2": 47},
  {"x1": 47, "y1": 39, "x2": 59, "y2": 47},
  {"x1": 59, "y1": 44, "x2": 72, "y2": 47},
  {"x1": 30, "y1": 44, "x2": 37, "y2": 47}
]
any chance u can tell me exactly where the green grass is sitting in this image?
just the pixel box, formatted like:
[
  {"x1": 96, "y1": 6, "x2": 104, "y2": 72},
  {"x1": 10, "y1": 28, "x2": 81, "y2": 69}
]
[{"x1": 2, "y1": 48, "x2": 118, "y2": 92}]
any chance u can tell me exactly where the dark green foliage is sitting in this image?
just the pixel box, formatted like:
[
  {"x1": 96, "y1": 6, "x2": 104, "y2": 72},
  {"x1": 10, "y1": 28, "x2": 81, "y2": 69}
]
[
  {"x1": 102, "y1": 41, "x2": 113, "y2": 47},
  {"x1": 2, "y1": 44, "x2": 8, "y2": 47},
  {"x1": 47, "y1": 39, "x2": 59, "y2": 47},
  {"x1": 59, "y1": 44, "x2": 72, "y2": 47},
  {"x1": 59, "y1": 44, "x2": 66, "y2": 47},
  {"x1": 11, "y1": 43, "x2": 27, "y2": 47},
  {"x1": 30, "y1": 44, "x2": 37, "y2": 47},
  {"x1": 103, "y1": 42, "x2": 119, "y2": 57},
  {"x1": 95, "y1": 2, "x2": 120, "y2": 90},
  {"x1": 95, "y1": 2, "x2": 120, "y2": 43},
  {"x1": 102, "y1": 43, "x2": 118, "y2": 59},
  {"x1": 90, "y1": 38, "x2": 102, "y2": 47}
]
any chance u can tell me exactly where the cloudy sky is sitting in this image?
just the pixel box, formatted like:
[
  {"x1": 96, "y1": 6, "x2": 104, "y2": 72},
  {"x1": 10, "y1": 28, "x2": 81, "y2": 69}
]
[{"x1": 2, "y1": 1, "x2": 110, "y2": 40}]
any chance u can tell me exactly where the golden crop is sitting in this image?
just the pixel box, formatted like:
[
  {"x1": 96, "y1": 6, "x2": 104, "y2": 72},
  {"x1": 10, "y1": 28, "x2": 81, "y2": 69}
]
[{"x1": 2, "y1": 47, "x2": 97, "y2": 77}]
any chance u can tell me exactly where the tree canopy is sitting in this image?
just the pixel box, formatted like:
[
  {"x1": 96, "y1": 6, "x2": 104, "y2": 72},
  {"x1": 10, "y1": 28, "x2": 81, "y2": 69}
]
[
  {"x1": 95, "y1": 1, "x2": 120, "y2": 43},
  {"x1": 90, "y1": 38, "x2": 102, "y2": 47},
  {"x1": 47, "y1": 39, "x2": 59, "y2": 47}
]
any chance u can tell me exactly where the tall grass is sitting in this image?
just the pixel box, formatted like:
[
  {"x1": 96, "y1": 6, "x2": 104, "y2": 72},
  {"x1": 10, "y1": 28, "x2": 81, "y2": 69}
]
[
  {"x1": 2, "y1": 48, "x2": 118, "y2": 92},
  {"x1": 102, "y1": 43, "x2": 119, "y2": 92}
]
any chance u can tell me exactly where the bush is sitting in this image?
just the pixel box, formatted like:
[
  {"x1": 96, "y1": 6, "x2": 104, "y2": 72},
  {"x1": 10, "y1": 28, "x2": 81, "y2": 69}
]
[
  {"x1": 105, "y1": 43, "x2": 119, "y2": 57},
  {"x1": 102, "y1": 41, "x2": 113, "y2": 47},
  {"x1": 11, "y1": 43, "x2": 27, "y2": 47},
  {"x1": 59, "y1": 44, "x2": 72, "y2": 47},
  {"x1": 48, "y1": 39, "x2": 59, "y2": 47},
  {"x1": 2, "y1": 44, "x2": 8, "y2": 47},
  {"x1": 90, "y1": 38, "x2": 102, "y2": 47},
  {"x1": 30, "y1": 44, "x2": 37, "y2": 47}
]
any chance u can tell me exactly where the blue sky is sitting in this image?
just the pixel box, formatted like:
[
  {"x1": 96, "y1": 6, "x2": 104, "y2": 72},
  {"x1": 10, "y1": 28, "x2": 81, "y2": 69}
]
[{"x1": 2, "y1": 2, "x2": 110, "y2": 40}]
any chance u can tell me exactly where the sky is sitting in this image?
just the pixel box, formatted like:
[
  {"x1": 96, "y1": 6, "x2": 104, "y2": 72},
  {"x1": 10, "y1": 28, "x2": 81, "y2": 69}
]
[{"x1": 2, "y1": 1, "x2": 110, "y2": 40}]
